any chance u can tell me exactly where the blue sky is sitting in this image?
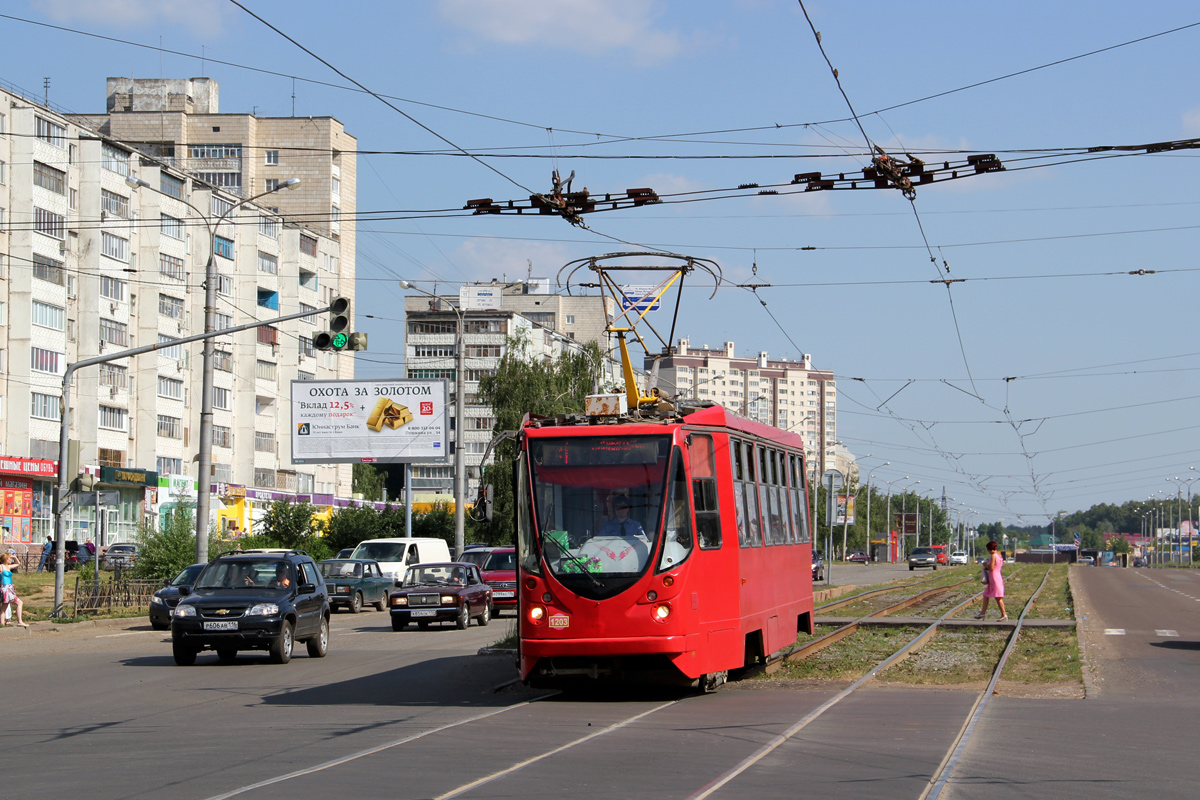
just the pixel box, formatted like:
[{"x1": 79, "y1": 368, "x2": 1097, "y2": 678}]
[{"x1": 4, "y1": 1, "x2": 1199, "y2": 528}]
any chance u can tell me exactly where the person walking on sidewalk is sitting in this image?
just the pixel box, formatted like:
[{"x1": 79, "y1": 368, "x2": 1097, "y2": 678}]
[
  {"x1": 975, "y1": 540, "x2": 1008, "y2": 621},
  {"x1": 37, "y1": 537, "x2": 53, "y2": 572},
  {"x1": 0, "y1": 552, "x2": 30, "y2": 628}
]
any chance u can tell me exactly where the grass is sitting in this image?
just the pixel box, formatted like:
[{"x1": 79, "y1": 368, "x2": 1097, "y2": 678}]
[
  {"x1": 768, "y1": 626, "x2": 924, "y2": 681},
  {"x1": 820, "y1": 567, "x2": 976, "y2": 618},
  {"x1": 1027, "y1": 565, "x2": 1074, "y2": 620},
  {"x1": 490, "y1": 620, "x2": 518, "y2": 649},
  {"x1": 1000, "y1": 627, "x2": 1082, "y2": 684},
  {"x1": 9, "y1": 569, "x2": 147, "y2": 622},
  {"x1": 944, "y1": 564, "x2": 1049, "y2": 619}
]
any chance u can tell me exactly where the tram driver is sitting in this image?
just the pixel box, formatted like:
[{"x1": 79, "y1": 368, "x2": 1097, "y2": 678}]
[{"x1": 598, "y1": 496, "x2": 646, "y2": 539}]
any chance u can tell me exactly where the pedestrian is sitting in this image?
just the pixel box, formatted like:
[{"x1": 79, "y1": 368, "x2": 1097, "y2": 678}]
[
  {"x1": 37, "y1": 537, "x2": 52, "y2": 572},
  {"x1": 975, "y1": 540, "x2": 1008, "y2": 621},
  {"x1": 0, "y1": 552, "x2": 30, "y2": 628},
  {"x1": 84, "y1": 538, "x2": 96, "y2": 556}
]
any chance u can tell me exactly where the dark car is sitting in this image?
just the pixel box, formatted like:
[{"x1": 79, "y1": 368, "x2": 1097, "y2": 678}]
[
  {"x1": 847, "y1": 551, "x2": 871, "y2": 564},
  {"x1": 458, "y1": 545, "x2": 494, "y2": 568},
  {"x1": 318, "y1": 559, "x2": 390, "y2": 613},
  {"x1": 103, "y1": 543, "x2": 138, "y2": 570},
  {"x1": 336, "y1": 548, "x2": 355, "y2": 559},
  {"x1": 812, "y1": 550, "x2": 825, "y2": 581},
  {"x1": 148, "y1": 563, "x2": 206, "y2": 630},
  {"x1": 479, "y1": 546, "x2": 517, "y2": 616},
  {"x1": 45, "y1": 540, "x2": 87, "y2": 571},
  {"x1": 170, "y1": 551, "x2": 330, "y2": 665},
  {"x1": 388, "y1": 562, "x2": 492, "y2": 632},
  {"x1": 908, "y1": 547, "x2": 938, "y2": 571},
  {"x1": 1133, "y1": 557, "x2": 1147, "y2": 568}
]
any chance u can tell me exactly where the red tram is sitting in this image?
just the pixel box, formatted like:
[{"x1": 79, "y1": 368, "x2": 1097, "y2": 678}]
[{"x1": 514, "y1": 403, "x2": 814, "y2": 689}]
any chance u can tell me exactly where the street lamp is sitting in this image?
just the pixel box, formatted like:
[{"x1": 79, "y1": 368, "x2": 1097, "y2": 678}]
[
  {"x1": 900, "y1": 480, "x2": 920, "y2": 551},
  {"x1": 863, "y1": 461, "x2": 889, "y2": 561},
  {"x1": 128, "y1": 175, "x2": 300, "y2": 563},
  {"x1": 399, "y1": 280, "x2": 465, "y2": 559}
]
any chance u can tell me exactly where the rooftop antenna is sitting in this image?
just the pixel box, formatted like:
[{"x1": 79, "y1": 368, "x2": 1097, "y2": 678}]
[
  {"x1": 527, "y1": 259, "x2": 533, "y2": 284},
  {"x1": 43, "y1": 77, "x2": 49, "y2": 106},
  {"x1": 291, "y1": 78, "x2": 296, "y2": 117}
]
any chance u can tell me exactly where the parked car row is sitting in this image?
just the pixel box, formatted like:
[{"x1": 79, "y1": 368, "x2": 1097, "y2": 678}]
[{"x1": 151, "y1": 540, "x2": 518, "y2": 666}]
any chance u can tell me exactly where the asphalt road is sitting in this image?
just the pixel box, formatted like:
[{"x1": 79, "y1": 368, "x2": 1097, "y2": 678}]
[{"x1": 5, "y1": 566, "x2": 1195, "y2": 800}]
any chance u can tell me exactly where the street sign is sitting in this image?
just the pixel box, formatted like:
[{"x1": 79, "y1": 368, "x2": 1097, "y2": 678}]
[
  {"x1": 618, "y1": 284, "x2": 662, "y2": 313},
  {"x1": 822, "y1": 469, "x2": 844, "y2": 491},
  {"x1": 75, "y1": 491, "x2": 121, "y2": 507}
]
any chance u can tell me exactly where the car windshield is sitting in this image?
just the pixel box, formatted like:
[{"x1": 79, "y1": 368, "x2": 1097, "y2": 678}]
[
  {"x1": 526, "y1": 435, "x2": 672, "y2": 593},
  {"x1": 319, "y1": 560, "x2": 362, "y2": 579},
  {"x1": 483, "y1": 550, "x2": 517, "y2": 572},
  {"x1": 912, "y1": 548, "x2": 933, "y2": 555},
  {"x1": 404, "y1": 565, "x2": 467, "y2": 587},
  {"x1": 171, "y1": 564, "x2": 205, "y2": 586},
  {"x1": 194, "y1": 559, "x2": 294, "y2": 590},
  {"x1": 351, "y1": 542, "x2": 407, "y2": 562},
  {"x1": 459, "y1": 550, "x2": 491, "y2": 567}
]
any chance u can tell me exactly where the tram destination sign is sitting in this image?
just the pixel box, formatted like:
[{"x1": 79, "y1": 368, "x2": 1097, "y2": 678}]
[{"x1": 290, "y1": 379, "x2": 449, "y2": 464}]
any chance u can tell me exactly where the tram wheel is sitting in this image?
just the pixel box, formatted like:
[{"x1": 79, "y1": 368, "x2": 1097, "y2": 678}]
[{"x1": 700, "y1": 671, "x2": 728, "y2": 693}]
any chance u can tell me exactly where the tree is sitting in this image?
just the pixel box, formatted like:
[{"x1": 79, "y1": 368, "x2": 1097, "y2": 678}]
[
  {"x1": 353, "y1": 463, "x2": 386, "y2": 501},
  {"x1": 476, "y1": 334, "x2": 603, "y2": 544},
  {"x1": 135, "y1": 501, "x2": 218, "y2": 582},
  {"x1": 255, "y1": 498, "x2": 331, "y2": 560}
]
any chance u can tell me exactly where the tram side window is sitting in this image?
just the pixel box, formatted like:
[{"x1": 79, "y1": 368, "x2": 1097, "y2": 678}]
[
  {"x1": 689, "y1": 433, "x2": 721, "y2": 549},
  {"x1": 659, "y1": 448, "x2": 694, "y2": 571},
  {"x1": 516, "y1": 455, "x2": 541, "y2": 575},
  {"x1": 768, "y1": 449, "x2": 787, "y2": 546},
  {"x1": 744, "y1": 442, "x2": 763, "y2": 547},
  {"x1": 758, "y1": 445, "x2": 778, "y2": 546},
  {"x1": 731, "y1": 438, "x2": 751, "y2": 547},
  {"x1": 777, "y1": 450, "x2": 794, "y2": 545},
  {"x1": 790, "y1": 453, "x2": 811, "y2": 544}
]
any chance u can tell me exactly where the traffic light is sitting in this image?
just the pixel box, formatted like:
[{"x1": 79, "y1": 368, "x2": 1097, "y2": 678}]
[
  {"x1": 347, "y1": 332, "x2": 368, "y2": 351},
  {"x1": 314, "y1": 296, "x2": 351, "y2": 350}
]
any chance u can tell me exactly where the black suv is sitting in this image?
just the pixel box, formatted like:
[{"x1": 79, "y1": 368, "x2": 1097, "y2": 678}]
[{"x1": 170, "y1": 551, "x2": 330, "y2": 666}]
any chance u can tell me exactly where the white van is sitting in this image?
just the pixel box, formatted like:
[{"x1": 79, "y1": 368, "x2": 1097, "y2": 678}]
[{"x1": 349, "y1": 537, "x2": 452, "y2": 579}]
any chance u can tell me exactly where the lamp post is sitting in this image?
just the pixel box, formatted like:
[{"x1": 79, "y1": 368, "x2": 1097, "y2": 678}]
[
  {"x1": 1185, "y1": 468, "x2": 1199, "y2": 567},
  {"x1": 399, "y1": 281, "x2": 466, "y2": 559},
  {"x1": 921, "y1": 488, "x2": 935, "y2": 549},
  {"x1": 127, "y1": 176, "x2": 300, "y2": 563},
  {"x1": 899, "y1": 479, "x2": 920, "y2": 555},
  {"x1": 863, "y1": 461, "x2": 888, "y2": 561}
]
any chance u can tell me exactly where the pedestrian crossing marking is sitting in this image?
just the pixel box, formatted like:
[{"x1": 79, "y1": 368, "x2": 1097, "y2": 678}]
[
  {"x1": 1104, "y1": 628, "x2": 1126, "y2": 635},
  {"x1": 1155, "y1": 630, "x2": 1179, "y2": 637}
]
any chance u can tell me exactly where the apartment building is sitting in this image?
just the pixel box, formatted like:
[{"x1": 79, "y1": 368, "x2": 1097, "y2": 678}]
[
  {"x1": 0, "y1": 78, "x2": 357, "y2": 544},
  {"x1": 403, "y1": 281, "x2": 625, "y2": 500},
  {"x1": 651, "y1": 339, "x2": 842, "y2": 481}
]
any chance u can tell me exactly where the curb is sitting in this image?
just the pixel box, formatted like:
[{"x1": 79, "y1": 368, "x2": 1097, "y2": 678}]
[
  {"x1": 0, "y1": 613, "x2": 150, "y2": 637},
  {"x1": 1066, "y1": 567, "x2": 1099, "y2": 700}
]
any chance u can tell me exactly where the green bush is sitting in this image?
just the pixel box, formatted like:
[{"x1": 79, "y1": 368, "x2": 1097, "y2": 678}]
[{"x1": 135, "y1": 501, "x2": 215, "y2": 583}]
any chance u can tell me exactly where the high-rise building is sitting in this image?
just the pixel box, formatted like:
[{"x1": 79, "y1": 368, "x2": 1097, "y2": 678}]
[
  {"x1": 402, "y1": 280, "x2": 627, "y2": 500},
  {"x1": 651, "y1": 338, "x2": 842, "y2": 481},
  {"x1": 0, "y1": 77, "x2": 360, "y2": 545}
]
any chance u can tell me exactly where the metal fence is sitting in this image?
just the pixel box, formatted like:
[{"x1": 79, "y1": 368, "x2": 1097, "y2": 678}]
[{"x1": 73, "y1": 577, "x2": 159, "y2": 616}]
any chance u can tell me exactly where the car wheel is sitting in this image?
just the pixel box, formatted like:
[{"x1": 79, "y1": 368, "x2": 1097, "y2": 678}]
[
  {"x1": 417, "y1": 621, "x2": 430, "y2": 631},
  {"x1": 909, "y1": 565, "x2": 914, "y2": 571},
  {"x1": 374, "y1": 595, "x2": 387, "y2": 612},
  {"x1": 269, "y1": 621, "x2": 294, "y2": 664},
  {"x1": 477, "y1": 602, "x2": 490, "y2": 627},
  {"x1": 216, "y1": 647, "x2": 238, "y2": 663},
  {"x1": 306, "y1": 617, "x2": 329, "y2": 658},
  {"x1": 151, "y1": 620, "x2": 170, "y2": 632},
  {"x1": 456, "y1": 604, "x2": 470, "y2": 630},
  {"x1": 391, "y1": 617, "x2": 406, "y2": 632},
  {"x1": 933, "y1": 565, "x2": 938, "y2": 570},
  {"x1": 489, "y1": 602, "x2": 499, "y2": 619},
  {"x1": 172, "y1": 640, "x2": 198, "y2": 666},
  {"x1": 349, "y1": 592, "x2": 362, "y2": 614}
]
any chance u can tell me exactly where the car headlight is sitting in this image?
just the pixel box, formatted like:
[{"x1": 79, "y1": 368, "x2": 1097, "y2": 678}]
[
  {"x1": 392, "y1": 596, "x2": 407, "y2": 606},
  {"x1": 150, "y1": 595, "x2": 165, "y2": 605},
  {"x1": 441, "y1": 595, "x2": 456, "y2": 605},
  {"x1": 336, "y1": 586, "x2": 350, "y2": 593},
  {"x1": 247, "y1": 603, "x2": 279, "y2": 616},
  {"x1": 173, "y1": 605, "x2": 197, "y2": 618}
]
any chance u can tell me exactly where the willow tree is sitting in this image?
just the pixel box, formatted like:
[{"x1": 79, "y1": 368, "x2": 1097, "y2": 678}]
[{"x1": 475, "y1": 333, "x2": 604, "y2": 543}]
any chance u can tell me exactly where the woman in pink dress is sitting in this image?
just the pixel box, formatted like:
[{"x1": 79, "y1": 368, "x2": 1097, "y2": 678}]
[{"x1": 975, "y1": 540, "x2": 1008, "y2": 621}]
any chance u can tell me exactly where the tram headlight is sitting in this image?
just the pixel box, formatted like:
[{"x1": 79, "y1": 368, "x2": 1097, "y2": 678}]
[
  {"x1": 646, "y1": 590, "x2": 658, "y2": 601},
  {"x1": 652, "y1": 603, "x2": 671, "y2": 622},
  {"x1": 662, "y1": 576, "x2": 674, "y2": 587},
  {"x1": 529, "y1": 605, "x2": 546, "y2": 624},
  {"x1": 541, "y1": 592, "x2": 553, "y2": 603}
]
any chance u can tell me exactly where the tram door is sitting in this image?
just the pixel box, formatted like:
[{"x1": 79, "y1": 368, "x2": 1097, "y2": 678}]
[{"x1": 687, "y1": 433, "x2": 740, "y2": 670}]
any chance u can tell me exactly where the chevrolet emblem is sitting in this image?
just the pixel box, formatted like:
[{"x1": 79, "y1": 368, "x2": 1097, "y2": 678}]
[{"x1": 213, "y1": 608, "x2": 230, "y2": 616}]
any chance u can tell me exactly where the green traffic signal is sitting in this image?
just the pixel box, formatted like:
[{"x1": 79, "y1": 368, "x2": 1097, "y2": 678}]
[{"x1": 332, "y1": 332, "x2": 348, "y2": 349}]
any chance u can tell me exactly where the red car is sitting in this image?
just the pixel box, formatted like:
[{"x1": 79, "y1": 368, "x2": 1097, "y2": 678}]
[
  {"x1": 480, "y1": 546, "x2": 517, "y2": 616},
  {"x1": 388, "y1": 563, "x2": 493, "y2": 631},
  {"x1": 846, "y1": 551, "x2": 871, "y2": 564}
]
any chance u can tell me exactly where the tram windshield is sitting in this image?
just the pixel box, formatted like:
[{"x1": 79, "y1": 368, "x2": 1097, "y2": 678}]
[{"x1": 526, "y1": 435, "x2": 672, "y2": 592}]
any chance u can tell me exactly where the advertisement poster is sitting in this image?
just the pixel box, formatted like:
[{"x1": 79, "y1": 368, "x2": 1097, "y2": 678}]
[
  {"x1": 835, "y1": 494, "x2": 856, "y2": 525},
  {"x1": 291, "y1": 379, "x2": 449, "y2": 464},
  {"x1": 1, "y1": 478, "x2": 34, "y2": 543}
]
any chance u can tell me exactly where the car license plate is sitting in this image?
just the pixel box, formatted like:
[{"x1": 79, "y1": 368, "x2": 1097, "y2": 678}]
[
  {"x1": 493, "y1": 591, "x2": 514, "y2": 599},
  {"x1": 202, "y1": 621, "x2": 238, "y2": 631},
  {"x1": 410, "y1": 609, "x2": 436, "y2": 618}
]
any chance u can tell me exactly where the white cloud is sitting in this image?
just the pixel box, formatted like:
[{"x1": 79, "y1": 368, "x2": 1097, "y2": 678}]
[
  {"x1": 37, "y1": 0, "x2": 228, "y2": 38},
  {"x1": 449, "y1": 238, "x2": 574, "y2": 284},
  {"x1": 437, "y1": 0, "x2": 685, "y2": 65},
  {"x1": 1183, "y1": 108, "x2": 1200, "y2": 136}
]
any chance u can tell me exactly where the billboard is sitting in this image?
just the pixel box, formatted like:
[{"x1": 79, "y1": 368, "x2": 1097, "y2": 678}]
[
  {"x1": 290, "y1": 379, "x2": 449, "y2": 464},
  {"x1": 835, "y1": 494, "x2": 856, "y2": 525},
  {"x1": 896, "y1": 512, "x2": 918, "y2": 535}
]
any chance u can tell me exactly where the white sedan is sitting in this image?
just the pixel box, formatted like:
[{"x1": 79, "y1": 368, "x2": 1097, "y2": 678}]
[{"x1": 949, "y1": 551, "x2": 970, "y2": 565}]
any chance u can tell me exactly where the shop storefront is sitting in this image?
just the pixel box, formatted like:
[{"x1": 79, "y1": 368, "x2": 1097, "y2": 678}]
[
  {"x1": 95, "y1": 466, "x2": 158, "y2": 545},
  {"x1": 0, "y1": 457, "x2": 58, "y2": 545}
]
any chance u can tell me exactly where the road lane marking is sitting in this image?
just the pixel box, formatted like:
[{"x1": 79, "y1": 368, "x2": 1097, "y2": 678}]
[
  {"x1": 1105, "y1": 629, "x2": 1126, "y2": 635},
  {"x1": 96, "y1": 631, "x2": 156, "y2": 638},
  {"x1": 436, "y1": 700, "x2": 679, "y2": 800},
  {"x1": 1156, "y1": 630, "x2": 1179, "y2": 637},
  {"x1": 202, "y1": 696, "x2": 549, "y2": 800}
]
